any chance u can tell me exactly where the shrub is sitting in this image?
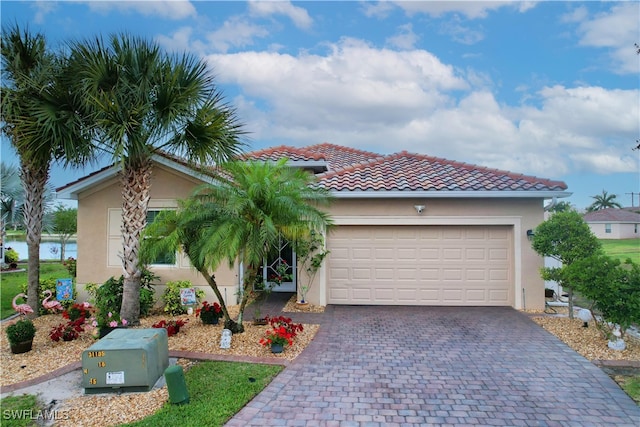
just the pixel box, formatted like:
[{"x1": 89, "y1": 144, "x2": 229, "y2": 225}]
[
  {"x1": 4, "y1": 248, "x2": 19, "y2": 263},
  {"x1": 63, "y1": 257, "x2": 77, "y2": 277},
  {"x1": 86, "y1": 267, "x2": 158, "y2": 321},
  {"x1": 49, "y1": 318, "x2": 86, "y2": 342},
  {"x1": 162, "y1": 280, "x2": 205, "y2": 316},
  {"x1": 152, "y1": 318, "x2": 188, "y2": 337}
]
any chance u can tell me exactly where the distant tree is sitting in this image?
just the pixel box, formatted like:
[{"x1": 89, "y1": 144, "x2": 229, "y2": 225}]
[
  {"x1": 531, "y1": 210, "x2": 602, "y2": 318},
  {"x1": 586, "y1": 190, "x2": 622, "y2": 212},
  {"x1": 51, "y1": 206, "x2": 77, "y2": 261},
  {"x1": 547, "y1": 200, "x2": 574, "y2": 213}
]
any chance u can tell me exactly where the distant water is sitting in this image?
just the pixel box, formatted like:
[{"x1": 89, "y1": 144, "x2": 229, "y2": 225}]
[{"x1": 3, "y1": 238, "x2": 77, "y2": 261}]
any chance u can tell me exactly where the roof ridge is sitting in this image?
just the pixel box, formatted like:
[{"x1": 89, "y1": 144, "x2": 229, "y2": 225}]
[{"x1": 306, "y1": 142, "x2": 381, "y2": 158}]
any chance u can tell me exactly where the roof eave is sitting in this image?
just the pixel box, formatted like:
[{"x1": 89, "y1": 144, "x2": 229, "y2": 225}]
[
  {"x1": 55, "y1": 154, "x2": 216, "y2": 200},
  {"x1": 329, "y1": 190, "x2": 572, "y2": 199}
]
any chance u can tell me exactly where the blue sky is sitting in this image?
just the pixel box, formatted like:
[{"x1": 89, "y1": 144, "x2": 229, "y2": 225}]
[{"x1": 2, "y1": 1, "x2": 639, "y2": 210}]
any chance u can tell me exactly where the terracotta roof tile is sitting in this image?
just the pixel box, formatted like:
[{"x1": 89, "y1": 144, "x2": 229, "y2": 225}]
[{"x1": 316, "y1": 151, "x2": 567, "y2": 192}]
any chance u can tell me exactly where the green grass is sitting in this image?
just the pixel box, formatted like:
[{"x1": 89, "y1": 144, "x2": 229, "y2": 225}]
[
  {"x1": 621, "y1": 375, "x2": 640, "y2": 403},
  {"x1": 600, "y1": 239, "x2": 640, "y2": 264},
  {"x1": 0, "y1": 262, "x2": 69, "y2": 319},
  {"x1": 0, "y1": 394, "x2": 40, "y2": 427},
  {"x1": 123, "y1": 361, "x2": 283, "y2": 427}
]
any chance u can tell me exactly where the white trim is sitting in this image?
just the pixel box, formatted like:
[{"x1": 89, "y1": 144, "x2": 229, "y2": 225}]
[
  {"x1": 320, "y1": 216, "x2": 524, "y2": 309},
  {"x1": 330, "y1": 190, "x2": 571, "y2": 199}
]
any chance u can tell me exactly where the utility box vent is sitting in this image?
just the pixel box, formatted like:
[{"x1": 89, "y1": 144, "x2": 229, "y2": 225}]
[{"x1": 82, "y1": 328, "x2": 169, "y2": 394}]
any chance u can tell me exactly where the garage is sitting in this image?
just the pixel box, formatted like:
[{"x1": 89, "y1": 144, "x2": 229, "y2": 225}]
[{"x1": 327, "y1": 225, "x2": 514, "y2": 306}]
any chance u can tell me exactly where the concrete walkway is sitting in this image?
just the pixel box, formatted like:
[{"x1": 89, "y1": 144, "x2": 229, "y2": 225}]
[{"x1": 226, "y1": 304, "x2": 640, "y2": 426}]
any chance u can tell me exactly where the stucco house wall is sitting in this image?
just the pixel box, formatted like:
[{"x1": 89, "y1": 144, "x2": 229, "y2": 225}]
[
  {"x1": 587, "y1": 222, "x2": 639, "y2": 239},
  {"x1": 75, "y1": 164, "x2": 239, "y2": 306}
]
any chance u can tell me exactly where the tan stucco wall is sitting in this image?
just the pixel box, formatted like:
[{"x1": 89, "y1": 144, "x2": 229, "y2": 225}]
[{"x1": 75, "y1": 165, "x2": 239, "y2": 306}]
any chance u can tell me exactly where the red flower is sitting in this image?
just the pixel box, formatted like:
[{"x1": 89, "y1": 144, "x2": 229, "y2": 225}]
[{"x1": 152, "y1": 318, "x2": 188, "y2": 337}]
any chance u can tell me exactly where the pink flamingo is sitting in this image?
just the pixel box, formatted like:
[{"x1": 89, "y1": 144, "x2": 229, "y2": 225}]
[
  {"x1": 12, "y1": 293, "x2": 34, "y2": 316},
  {"x1": 42, "y1": 290, "x2": 63, "y2": 313}
]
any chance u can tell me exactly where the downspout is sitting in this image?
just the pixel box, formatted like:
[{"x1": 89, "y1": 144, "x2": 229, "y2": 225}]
[{"x1": 544, "y1": 196, "x2": 557, "y2": 211}]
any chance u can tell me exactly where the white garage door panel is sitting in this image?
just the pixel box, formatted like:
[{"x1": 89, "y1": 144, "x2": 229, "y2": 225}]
[{"x1": 327, "y1": 225, "x2": 513, "y2": 306}]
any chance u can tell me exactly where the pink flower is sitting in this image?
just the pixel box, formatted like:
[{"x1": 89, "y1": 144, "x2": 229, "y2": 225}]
[
  {"x1": 109, "y1": 321, "x2": 118, "y2": 327},
  {"x1": 107, "y1": 312, "x2": 113, "y2": 318},
  {"x1": 92, "y1": 320, "x2": 98, "y2": 327},
  {"x1": 121, "y1": 319, "x2": 128, "y2": 326}
]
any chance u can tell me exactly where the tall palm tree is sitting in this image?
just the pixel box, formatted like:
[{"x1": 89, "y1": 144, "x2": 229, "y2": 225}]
[
  {"x1": 586, "y1": 190, "x2": 622, "y2": 212},
  {"x1": 142, "y1": 159, "x2": 333, "y2": 333},
  {"x1": 68, "y1": 34, "x2": 246, "y2": 324},
  {"x1": 1, "y1": 25, "x2": 94, "y2": 315}
]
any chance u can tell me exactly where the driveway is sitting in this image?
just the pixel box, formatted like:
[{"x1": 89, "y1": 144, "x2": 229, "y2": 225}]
[{"x1": 226, "y1": 306, "x2": 640, "y2": 426}]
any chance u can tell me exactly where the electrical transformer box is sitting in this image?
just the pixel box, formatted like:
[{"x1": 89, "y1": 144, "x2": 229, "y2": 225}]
[{"x1": 82, "y1": 328, "x2": 169, "y2": 394}]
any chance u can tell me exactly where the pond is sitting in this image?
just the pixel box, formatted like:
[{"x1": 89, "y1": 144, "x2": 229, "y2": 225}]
[{"x1": 3, "y1": 237, "x2": 77, "y2": 261}]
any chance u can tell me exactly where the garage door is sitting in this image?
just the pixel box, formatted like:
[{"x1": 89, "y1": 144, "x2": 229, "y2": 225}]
[{"x1": 327, "y1": 225, "x2": 513, "y2": 306}]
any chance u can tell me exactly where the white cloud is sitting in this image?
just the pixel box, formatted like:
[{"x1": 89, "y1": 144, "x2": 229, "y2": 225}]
[
  {"x1": 206, "y1": 39, "x2": 637, "y2": 178},
  {"x1": 439, "y1": 16, "x2": 485, "y2": 45},
  {"x1": 206, "y1": 16, "x2": 269, "y2": 53},
  {"x1": 386, "y1": 23, "x2": 418, "y2": 50},
  {"x1": 32, "y1": 1, "x2": 56, "y2": 24},
  {"x1": 155, "y1": 26, "x2": 209, "y2": 55},
  {"x1": 573, "y1": 2, "x2": 640, "y2": 74},
  {"x1": 248, "y1": 0, "x2": 313, "y2": 30},
  {"x1": 84, "y1": 0, "x2": 196, "y2": 20},
  {"x1": 392, "y1": 0, "x2": 537, "y2": 19}
]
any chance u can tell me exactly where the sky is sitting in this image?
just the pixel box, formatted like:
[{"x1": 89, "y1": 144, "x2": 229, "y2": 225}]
[{"x1": 1, "y1": 0, "x2": 639, "y2": 211}]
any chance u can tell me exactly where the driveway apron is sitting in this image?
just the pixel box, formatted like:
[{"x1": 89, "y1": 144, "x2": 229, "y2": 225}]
[{"x1": 226, "y1": 306, "x2": 640, "y2": 426}]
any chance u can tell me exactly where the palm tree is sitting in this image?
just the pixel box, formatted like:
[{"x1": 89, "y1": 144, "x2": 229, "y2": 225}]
[
  {"x1": 1, "y1": 25, "x2": 94, "y2": 315},
  {"x1": 68, "y1": 34, "x2": 246, "y2": 324},
  {"x1": 586, "y1": 190, "x2": 622, "y2": 212},
  {"x1": 142, "y1": 159, "x2": 333, "y2": 333}
]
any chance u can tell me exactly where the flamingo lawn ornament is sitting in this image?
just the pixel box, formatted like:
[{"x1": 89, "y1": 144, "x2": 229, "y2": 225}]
[
  {"x1": 42, "y1": 290, "x2": 63, "y2": 313},
  {"x1": 12, "y1": 293, "x2": 34, "y2": 316}
]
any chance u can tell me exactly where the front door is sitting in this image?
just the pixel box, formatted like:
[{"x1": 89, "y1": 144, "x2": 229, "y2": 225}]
[{"x1": 262, "y1": 236, "x2": 296, "y2": 293}]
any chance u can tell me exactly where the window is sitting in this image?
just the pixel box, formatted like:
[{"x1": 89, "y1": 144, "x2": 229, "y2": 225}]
[
  {"x1": 635, "y1": 224, "x2": 638, "y2": 234},
  {"x1": 146, "y1": 210, "x2": 176, "y2": 265},
  {"x1": 605, "y1": 223, "x2": 611, "y2": 234}
]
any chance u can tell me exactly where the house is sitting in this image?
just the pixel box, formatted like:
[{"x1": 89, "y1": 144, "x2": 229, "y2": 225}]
[
  {"x1": 57, "y1": 143, "x2": 569, "y2": 310},
  {"x1": 583, "y1": 208, "x2": 640, "y2": 239}
]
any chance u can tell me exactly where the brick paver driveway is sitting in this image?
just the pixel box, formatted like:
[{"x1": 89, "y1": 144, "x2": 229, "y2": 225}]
[{"x1": 226, "y1": 306, "x2": 640, "y2": 426}]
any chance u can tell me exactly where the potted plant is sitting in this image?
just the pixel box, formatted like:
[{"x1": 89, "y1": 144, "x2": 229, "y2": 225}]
[
  {"x1": 6, "y1": 318, "x2": 36, "y2": 354},
  {"x1": 196, "y1": 301, "x2": 223, "y2": 325},
  {"x1": 259, "y1": 316, "x2": 304, "y2": 354}
]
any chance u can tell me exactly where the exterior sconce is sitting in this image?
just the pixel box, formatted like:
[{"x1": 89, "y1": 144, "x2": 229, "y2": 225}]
[
  {"x1": 414, "y1": 205, "x2": 425, "y2": 214},
  {"x1": 526, "y1": 229, "x2": 535, "y2": 241}
]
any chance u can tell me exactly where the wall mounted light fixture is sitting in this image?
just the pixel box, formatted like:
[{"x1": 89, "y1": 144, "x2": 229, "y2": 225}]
[{"x1": 526, "y1": 229, "x2": 535, "y2": 241}]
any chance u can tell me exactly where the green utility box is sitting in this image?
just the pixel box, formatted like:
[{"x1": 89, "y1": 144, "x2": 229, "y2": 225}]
[{"x1": 82, "y1": 328, "x2": 169, "y2": 394}]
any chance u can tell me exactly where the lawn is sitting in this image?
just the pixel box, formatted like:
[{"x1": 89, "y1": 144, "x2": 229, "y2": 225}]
[
  {"x1": 0, "y1": 361, "x2": 283, "y2": 427},
  {"x1": 0, "y1": 262, "x2": 70, "y2": 319},
  {"x1": 600, "y1": 238, "x2": 640, "y2": 263}
]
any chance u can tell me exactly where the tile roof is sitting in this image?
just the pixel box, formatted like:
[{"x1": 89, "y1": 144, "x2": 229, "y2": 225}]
[
  {"x1": 310, "y1": 149, "x2": 567, "y2": 192},
  {"x1": 583, "y1": 208, "x2": 640, "y2": 223},
  {"x1": 57, "y1": 143, "x2": 568, "y2": 197}
]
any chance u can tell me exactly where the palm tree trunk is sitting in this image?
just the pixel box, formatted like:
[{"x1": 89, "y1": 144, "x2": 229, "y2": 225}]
[
  {"x1": 119, "y1": 161, "x2": 152, "y2": 325},
  {"x1": 21, "y1": 163, "x2": 48, "y2": 319}
]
